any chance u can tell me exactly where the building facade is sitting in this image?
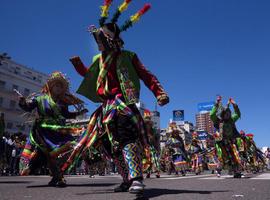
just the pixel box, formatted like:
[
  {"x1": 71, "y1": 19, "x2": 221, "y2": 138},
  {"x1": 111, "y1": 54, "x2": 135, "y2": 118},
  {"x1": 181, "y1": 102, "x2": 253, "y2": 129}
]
[
  {"x1": 151, "y1": 111, "x2": 160, "y2": 132},
  {"x1": 0, "y1": 58, "x2": 49, "y2": 135},
  {"x1": 195, "y1": 111, "x2": 215, "y2": 135},
  {"x1": 136, "y1": 101, "x2": 161, "y2": 131}
]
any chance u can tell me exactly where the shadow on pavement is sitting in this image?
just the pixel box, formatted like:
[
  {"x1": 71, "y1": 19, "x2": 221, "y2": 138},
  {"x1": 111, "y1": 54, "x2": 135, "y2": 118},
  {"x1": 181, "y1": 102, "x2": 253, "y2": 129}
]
[
  {"x1": 76, "y1": 190, "x2": 115, "y2": 196},
  {"x1": 0, "y1": 181, "x2": 32, "y2": 184},
  {"x1": 140, "y1": 188, "x2": 231, "y2": 199},
  {"x1": 27, "y1": 183, "x2": 116, "y2": 188},
  {"x1": 74, "y1": 188, "x2": 230, "y2": 199}
]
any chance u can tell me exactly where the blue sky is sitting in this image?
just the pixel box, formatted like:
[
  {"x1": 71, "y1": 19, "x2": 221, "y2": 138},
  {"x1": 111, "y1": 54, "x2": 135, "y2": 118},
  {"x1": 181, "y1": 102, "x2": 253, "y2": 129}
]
[{"x1": 1, "y1": 0, "x2": 270, "y2": 147}]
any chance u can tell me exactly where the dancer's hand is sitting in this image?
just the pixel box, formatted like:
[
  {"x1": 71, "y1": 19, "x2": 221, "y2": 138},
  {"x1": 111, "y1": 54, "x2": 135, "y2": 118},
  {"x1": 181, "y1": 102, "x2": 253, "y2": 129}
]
[
  {"x1": 157, "y1": 94, "x2": 169, "y2": 106},
  {"x1": 69, "y1": 56, "x2": 81, "y2": 64},
  {"x1": 216, "y1": 95, "x2": 222, "y2": 104},
  {"x1": 229, "y1": 97, "x2": 236, "y2": 105},
  {"x1": 80, "y1": 108, "x2": 88, "y2": 115},
  {"x1": 18, "y1": 96, "x2": 26, "y2": 105}
]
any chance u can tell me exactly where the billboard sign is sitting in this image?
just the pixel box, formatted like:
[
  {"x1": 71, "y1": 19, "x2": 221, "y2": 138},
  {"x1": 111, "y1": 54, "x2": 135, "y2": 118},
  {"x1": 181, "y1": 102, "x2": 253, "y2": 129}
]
[
  {"x1": 198, "y1": 101, "x2": 215, "y2": 112},
  {"x1": 173, "y1": 110, "x2": 184, "y2": 121},
  {"x1": 197, "y1": 131, "x2": 208, "y2": 140}
]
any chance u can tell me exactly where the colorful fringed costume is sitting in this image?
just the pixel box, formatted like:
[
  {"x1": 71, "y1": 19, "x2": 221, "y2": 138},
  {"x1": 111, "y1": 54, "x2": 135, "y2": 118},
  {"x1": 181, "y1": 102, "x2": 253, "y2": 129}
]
[
  {"x1": 205, "y1": 136, "x2": 222, "y2": 176},
  {"x1": 19, "y1": 72, "x2": 86, "y2": 186},
  {"x1": 143, "y1": 114, "x2": 161, "y2": 178},
  {"x1": 245, "y1": 134, "x2": 265, "y2": 173},
  {"x1": 235, "y1": 130, "x2": 249, "y2": 171},
  {"x1": 165, "y1": 123, "x2": 189, "y2": 175},
  {"x1": 210, "y1": 97, "x2": 242, "y2": 178},
  {"x1": 206, "y1": 148, "x2": 221, "y2": 173},
  {"x1": 189, "y1": 139, "x2": 203, "y2": 175},
  {"x1": 64, "y1": 0, "x2": 169, "y2": 194},
  {"x1": 160, "y1": 147, "x2": 174, "y2": 175}
]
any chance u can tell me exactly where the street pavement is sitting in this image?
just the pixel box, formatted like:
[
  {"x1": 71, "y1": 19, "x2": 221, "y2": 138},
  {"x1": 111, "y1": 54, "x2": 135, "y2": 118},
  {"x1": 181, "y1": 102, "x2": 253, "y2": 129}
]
[{"x1": 1, "y1": 172, "x2": 270, "y2": 200}]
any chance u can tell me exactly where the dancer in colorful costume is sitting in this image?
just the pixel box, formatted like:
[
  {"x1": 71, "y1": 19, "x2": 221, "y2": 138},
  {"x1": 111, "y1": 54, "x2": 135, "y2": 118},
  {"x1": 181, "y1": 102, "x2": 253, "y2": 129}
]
[
  {"x1": 18, "y1": 72, "x2": 87, "y2": 186},
  {"x1": 206, "y1": 135, "x2": 222, "y2": 177},
  {"x1": 143, "y1": 113, "x2": 161, "y2": 178},
  {"x1": 65, "y1": 0, "x2": 169, "y2": 194},
  {"x1": 210, "y1": 96, "x2": 242, "y2": 178},
  {"x1": 264, "y1": 148, "x2": 270, "y2": 170},
  {"x1": 165, "y1": 122, "x2": 188, "y2": 176},
  {"x1": 189, "y1": 134, "x2": 203, "y2": 175},
  {"x1": 236, "y1": 130, "x2": 249, "y2": 171},
  {"x1": 160, "y1": 147, "x2": 174, "y2": 175},
  {"x1": 245, "y1": 133, "x2": 266, "y2": 173}
]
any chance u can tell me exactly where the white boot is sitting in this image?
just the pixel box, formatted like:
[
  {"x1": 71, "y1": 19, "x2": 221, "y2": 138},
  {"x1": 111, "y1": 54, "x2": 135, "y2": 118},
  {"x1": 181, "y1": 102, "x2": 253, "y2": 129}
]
[{"x1": 129, "y1": 180, "x2": 145, "y2": 194}]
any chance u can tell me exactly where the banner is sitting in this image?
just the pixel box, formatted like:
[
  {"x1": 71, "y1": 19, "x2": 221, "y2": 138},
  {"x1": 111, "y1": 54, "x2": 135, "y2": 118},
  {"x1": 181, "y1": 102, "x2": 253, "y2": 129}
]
[{"x1": 198, "y1": 102, "x2": 215, "y2": 112}]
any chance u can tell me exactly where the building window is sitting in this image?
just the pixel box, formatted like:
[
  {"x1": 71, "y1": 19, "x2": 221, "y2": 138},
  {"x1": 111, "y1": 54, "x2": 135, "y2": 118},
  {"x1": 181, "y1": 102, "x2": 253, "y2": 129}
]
[
  {"x1": 21, "y1": 125, "x2": 25, "y2": 131},
  {"x1": 12, "y1": 84, "x2": 19, "y2": 91},
  {"x1": 16, "y1": 124, "x2": 25, "y2": 131},
  {"x1": 7, "y1": 122, "x2": 13, "y2": 129},
  {"x1": 9, "y1": 100, "x2": 16, "y2": 109},
  {"x1": 1, "y1": 61, "x2": 8, "y2": 67},
  {"x1": 0, "y1": 97, "x2": 3, "y2": 107},
  {"x1": 24, "y1": 88, "x2": 30, "y2": 96},
  {"x1": 0, "y1": 80, "x2": 5, "y2": 89}
]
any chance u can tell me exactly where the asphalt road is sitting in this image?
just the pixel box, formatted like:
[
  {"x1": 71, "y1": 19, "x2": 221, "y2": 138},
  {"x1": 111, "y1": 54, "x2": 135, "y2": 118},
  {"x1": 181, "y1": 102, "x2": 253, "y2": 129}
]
[{"x1": 1, "y1": 172, "x2": 270, "y2": 200}]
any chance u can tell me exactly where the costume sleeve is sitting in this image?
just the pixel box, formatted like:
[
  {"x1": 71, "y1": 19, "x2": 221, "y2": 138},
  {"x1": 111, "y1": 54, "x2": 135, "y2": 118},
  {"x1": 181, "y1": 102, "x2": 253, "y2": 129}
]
[
  {"x1": 19, "y1": 98, "x2": 38, "y2": 112},
  {"x1": 231, "y1": 104, "x2": 241, "y2": 122},
  {"x1": 210, "y1": 104, "x2": 219, "y2": 124},
  {"x1": 132, "y1": 54, "x2": 166, "y2": 98},
  {"x1": 70, "y1": 56, "x2": 88, "y2": 77}
]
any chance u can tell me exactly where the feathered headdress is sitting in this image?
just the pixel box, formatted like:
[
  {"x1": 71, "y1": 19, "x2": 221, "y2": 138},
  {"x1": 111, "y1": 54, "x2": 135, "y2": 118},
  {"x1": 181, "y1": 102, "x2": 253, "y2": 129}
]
[{"x1": 98, "y1": 0, "x2": 151, "y2": 31}]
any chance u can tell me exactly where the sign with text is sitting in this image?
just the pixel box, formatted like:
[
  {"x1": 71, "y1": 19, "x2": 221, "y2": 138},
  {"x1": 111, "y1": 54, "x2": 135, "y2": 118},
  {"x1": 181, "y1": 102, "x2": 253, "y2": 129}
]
[{"x1": 173, "y1": 110, "x2": 184, "y2": 121}]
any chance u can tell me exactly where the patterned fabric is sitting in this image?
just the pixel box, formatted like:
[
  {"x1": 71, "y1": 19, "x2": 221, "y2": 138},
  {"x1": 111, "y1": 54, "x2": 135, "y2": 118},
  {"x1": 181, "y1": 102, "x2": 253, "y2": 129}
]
[
  {"x1": 96, "y1": 53, "x2": 114, "y2": 97},
  {"x1": 206, "y1": 149, "x2": 221, "y2": 170},
  {"x1": 166, "y1": 136, "x2": 188, "y2": 172},
  {"x1": 143, "y1": 145, "x2": 161, "y2": 173},
  {"x1": 173, "y1": 154, "x2": 189, "y2": 171},
  {"x1": 150, "y1": 146, "x2": 161, "y2": 171},
  {"x1": 215, "y1": 140, "x2": 242, "y2": 171},
  {"x1": 76, "y1": 51, "x2": 142, "y2": 104},
  {"x1": 191, "y1": 154, "x2": 203, "y2": 173},
  {"x1": 210, "y1": 103, "x2": 242, "y2": 173},
  {"x1": 117, "y1": 57, "x2": 139, "y2": 104},
  {"x1": 122, "y1": 143, "x2": 143, "y2": 180},
  {"x1": 113, "y1": 150, "x2": 130, "y2": 182},
  {"x1": 20, "y1": 139, "x2": 38, "y2": 175},
  {"x1": 61, "y1": 94, "x2": 147, "y2": 172},
  {"x1": 19, "y1": 95, "x2": 82, "y2": 175}
]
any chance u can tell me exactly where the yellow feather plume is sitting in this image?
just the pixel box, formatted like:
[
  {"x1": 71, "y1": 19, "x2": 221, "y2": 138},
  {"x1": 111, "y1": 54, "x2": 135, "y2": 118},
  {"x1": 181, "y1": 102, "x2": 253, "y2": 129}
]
[
  {"x1": 119, "y1": 2, "x2": 129, "y2": 13},
  {"x1": 130, "y1": 13, "x2": 141, "y2": 23},
  {"x1": 101, "y1": 5, "x2": 110, "y2": 17}
]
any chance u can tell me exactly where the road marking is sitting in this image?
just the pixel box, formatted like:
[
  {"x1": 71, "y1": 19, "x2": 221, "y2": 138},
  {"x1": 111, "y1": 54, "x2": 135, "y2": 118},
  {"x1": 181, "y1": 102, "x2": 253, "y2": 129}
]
[
  {"x1": 161, "y1": 174, "x2": 214, "y2": 180},
  {"x1": 249, "y1": 173, "x2": 270, "y2": 180},
  {"x1": 200, "y1": 175, "x2": 233, "y2": 179},
  {"x1": 13, "y1": 173, "x2": 270, "y2": 180},
  {"x1": 200, "y1": 173, "x2": 270, "y2": 180}
]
